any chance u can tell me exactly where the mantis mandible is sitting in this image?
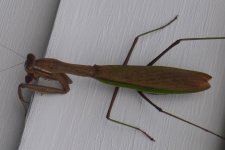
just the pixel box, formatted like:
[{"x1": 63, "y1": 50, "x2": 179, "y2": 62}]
[{"x1": 18, "y1": 16, "x2": 225, "y2": 141}]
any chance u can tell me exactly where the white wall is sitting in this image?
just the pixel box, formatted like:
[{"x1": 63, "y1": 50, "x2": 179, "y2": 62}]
[
  {"x1": 19, "y1": 0, "x2": 225, "y2": 150},
  {"x1": 0, "y1": 0, "x2": 60, "y2": 149}
]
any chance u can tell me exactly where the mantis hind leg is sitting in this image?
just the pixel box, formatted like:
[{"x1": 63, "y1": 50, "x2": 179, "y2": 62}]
[
  {"x1": 138, "y1": 36, "x2": 225, "y2": 140},
  {"x1": 147, "y1": 37, "x2": 225, "y2": 66},
  {"x1": 106, "y1": 15, "x2": 178, "y2": 141}
]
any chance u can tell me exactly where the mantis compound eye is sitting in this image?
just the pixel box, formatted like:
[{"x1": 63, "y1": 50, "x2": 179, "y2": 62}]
[
  {"x1": 25, "y1": 53, "x2": 36, "y2": 70},
  {"x1": 25, "y1": 74, "x2": 34, "y2": 83}
]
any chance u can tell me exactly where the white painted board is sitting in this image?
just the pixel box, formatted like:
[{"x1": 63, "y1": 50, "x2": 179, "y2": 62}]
[
  {"x1": 19, "y1": 0, "x2": 225, "y2": 150},
  {"x1": 0, "y1": 0, "x2": 60, "y2": 149}
]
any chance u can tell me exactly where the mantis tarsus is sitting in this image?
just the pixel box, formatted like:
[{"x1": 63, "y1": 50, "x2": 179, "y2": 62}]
[{"x1": 18, "y1": 15, "x2": 225, "y2": 141}]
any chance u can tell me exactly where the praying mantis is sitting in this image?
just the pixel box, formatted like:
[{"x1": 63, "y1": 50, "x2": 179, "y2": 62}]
[{"x1": 18, "y1": 15, "x2": 225, "y2": 142}]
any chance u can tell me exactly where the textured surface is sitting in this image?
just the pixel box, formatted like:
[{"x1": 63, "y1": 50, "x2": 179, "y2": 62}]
[
  {"x1": 0, "y1": 0, "x2": 60, "y2": 149},
  {"x1": 20, "y1": 0, "x2": 225, "y2": 150}
]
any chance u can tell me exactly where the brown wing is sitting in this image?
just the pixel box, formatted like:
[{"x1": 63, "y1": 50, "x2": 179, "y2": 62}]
[{"x1": 94, "y1": 65, "x2": 211, "y2": 93}]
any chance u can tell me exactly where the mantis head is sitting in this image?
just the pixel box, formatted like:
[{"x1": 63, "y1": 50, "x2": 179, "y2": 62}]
[
  {"x1": 24, "y1": 53, "x2": 38, "y2": 83},
  {"x1": 25, "y1": 53, "x2": 36, "y2": 71}
]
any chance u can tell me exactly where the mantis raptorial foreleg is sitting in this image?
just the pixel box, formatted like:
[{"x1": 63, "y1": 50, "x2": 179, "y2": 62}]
[{"x1": 18, "y1": 54, "x2": 72, "y2": 112}]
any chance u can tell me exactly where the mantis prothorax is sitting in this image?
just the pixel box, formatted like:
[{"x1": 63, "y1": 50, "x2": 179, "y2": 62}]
[{"x1": 18, "y1": 15, "x2": 225, "y2": 141}]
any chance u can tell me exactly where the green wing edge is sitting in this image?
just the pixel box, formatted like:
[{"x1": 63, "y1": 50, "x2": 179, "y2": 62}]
[{"x1": 97, "y1": 78, "x2": 202, "y2": 94}]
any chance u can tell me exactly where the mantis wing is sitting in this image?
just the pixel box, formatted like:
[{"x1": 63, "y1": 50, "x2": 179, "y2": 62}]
[{"x1": 94, "y1": 65, "x2": 211, "y2": 94}]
